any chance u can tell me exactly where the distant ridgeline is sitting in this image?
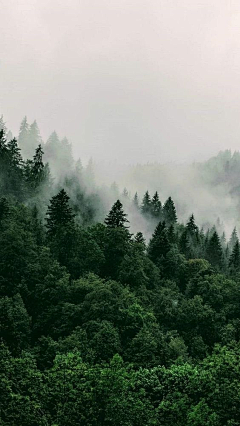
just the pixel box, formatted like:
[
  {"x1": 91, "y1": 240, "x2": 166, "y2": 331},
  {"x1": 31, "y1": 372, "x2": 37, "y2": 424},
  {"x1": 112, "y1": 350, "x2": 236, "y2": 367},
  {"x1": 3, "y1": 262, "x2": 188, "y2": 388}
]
[{"x1": 2, "y1": 116, "x2": 240, "y2": 425}]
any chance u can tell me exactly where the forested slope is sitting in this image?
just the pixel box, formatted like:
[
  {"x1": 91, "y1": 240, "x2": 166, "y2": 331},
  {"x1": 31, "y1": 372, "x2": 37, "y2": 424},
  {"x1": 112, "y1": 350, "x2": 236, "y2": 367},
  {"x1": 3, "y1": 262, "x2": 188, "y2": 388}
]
[{"x1": 1, "y1": 124, "x2": 240, "y2": 425}]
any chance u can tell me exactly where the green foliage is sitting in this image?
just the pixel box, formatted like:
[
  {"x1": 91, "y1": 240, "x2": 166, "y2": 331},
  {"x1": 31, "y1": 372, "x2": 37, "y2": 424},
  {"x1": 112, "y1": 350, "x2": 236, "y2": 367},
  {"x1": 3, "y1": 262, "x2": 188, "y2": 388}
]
[
  {"x1": 162, "y1": 196, "x2": 177, "y2": 225},
  {"x1": 46, "y1": 189, "x2": 75, "y2": 237},
  {"x1": 104, "y1": 199, "x2": 129, "y2": 229},
  {"x1": 148, "y1": 221, "x2": 170, "y2": 266},
  {"x1": 2, "y1": 123, "x2": 240, "y2": 424},
  {"x1": 206, "y1": 231, "x2": 223, "y2": 270}
]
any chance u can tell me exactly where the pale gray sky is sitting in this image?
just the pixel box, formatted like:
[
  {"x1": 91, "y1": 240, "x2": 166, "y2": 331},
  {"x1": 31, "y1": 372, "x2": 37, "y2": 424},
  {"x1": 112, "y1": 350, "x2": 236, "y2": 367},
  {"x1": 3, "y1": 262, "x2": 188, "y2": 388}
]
[{"x1": 1, "y1": 0, "x2": 240, "y2": 164}]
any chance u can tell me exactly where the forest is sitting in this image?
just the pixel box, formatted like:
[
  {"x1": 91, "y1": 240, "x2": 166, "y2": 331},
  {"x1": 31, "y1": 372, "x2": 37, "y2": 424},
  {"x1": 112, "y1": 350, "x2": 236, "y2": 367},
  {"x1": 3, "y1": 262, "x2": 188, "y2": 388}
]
[{"x1": 1, "y1": 116, "x2": 240, "y2": 425}]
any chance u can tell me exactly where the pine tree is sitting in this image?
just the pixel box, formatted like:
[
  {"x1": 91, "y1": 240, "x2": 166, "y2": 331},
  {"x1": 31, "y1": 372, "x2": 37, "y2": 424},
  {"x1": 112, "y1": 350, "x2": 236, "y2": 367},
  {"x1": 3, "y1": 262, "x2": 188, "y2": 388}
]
[
  {"x1": 229, "y1": 240, "x2": 240, "y2": 271},
  {"x1": 46, "y1": 189, "x2": 75, "y2": 236},
  {"x1": 179, "y1": 229, "x2": 191, "y2": 258},
  {"x1": 206, "y1": 231, "x2": 223, "y2": 270},
  {"x1": 134, "y1": 231, "x2": 145, "y2": 245},
  {"x1": 6, "y1": 138, "x2": 24, "y2": 197},
  {"x1": 186, "y1": 214, "x2": 198, "y2": 235},
  {"x1": 141, "y1": 191, "x2": 151, "y2": 216},
  {"x1": 60, "y1": 137, "x2": 74, "y2": 171},
  {"x1": 133, "y1": 232, "x2": 146, "y2": 254},
  {"x1": 148, "y1": 221, "x2": 170, "y2": 263},
  {"x1": 25, "y1": 145, "x2": 48, "y2": 190},
  {"x1": 220, "y1": 232, "x2": 227, "y2": 248},
  {"x1": 0, "y1": 115, "x2": 7, "y2": 134},
  {"x1": 45, "y1": 131, "x2": 60, "y2": 154},
  {"x1": 229, "y1": 227, "x2": 239, "y2": 252},
  {"x1": 84, "y1": 158, "x2": 95, "y2": 189},
  {"x1": 133, "y1": 192, "x2": 139, "y2": 209},
  {"x1": 32, "y1": 145, "x2": 44, "y2": 175},
  {"x1": 168, "y1": 224, "x2": 177, "y2": 244},
  {"x1": 162, "y1": 197, "x2": 177, "y2": 225},
  {"x1": 18, "y1": 116, "x2": 30, "y2": 159},
  {"x1": 151, "y1": 191, "x2": 162, "y2": 220},
  {"x1": 7, "y1": 138, "x2": 23, "y2": 168},
  {"x1": 28, "y1": 120, "x2": 42, "y2": 155},
  {"x1": 104, "y1": 200, "x2": 129, "y2": 229},
  {"x1": 44, "y1": 131, "x2": 60, "y2": 177},
  {"x1": 122, "y1": 188, "x2": 129, "y2": 199},
  {"x1": 0, "y1": 131, "x2": 23, "y2": 198},
  {"x1": 75, "y1": 158, "x2": 83, "y2": 180},
  {"x1": 0, "y1": 129, "x2": 8, "y2": 159}
]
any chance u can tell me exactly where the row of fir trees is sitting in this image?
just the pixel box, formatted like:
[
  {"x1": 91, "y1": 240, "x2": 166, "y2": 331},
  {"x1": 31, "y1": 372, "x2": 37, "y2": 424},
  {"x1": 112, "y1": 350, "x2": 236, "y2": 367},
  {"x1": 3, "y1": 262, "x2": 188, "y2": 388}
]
[{"x1": 1, "y1": 126, "x2": 240, "y2": 425}]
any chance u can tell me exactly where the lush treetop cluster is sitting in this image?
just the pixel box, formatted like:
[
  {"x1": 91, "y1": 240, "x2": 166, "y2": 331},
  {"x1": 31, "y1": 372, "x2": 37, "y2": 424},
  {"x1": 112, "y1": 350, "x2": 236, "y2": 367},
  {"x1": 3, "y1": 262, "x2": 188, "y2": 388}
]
[{"x1": 1, "y1": 120, "x2": 240, "y2": 425}]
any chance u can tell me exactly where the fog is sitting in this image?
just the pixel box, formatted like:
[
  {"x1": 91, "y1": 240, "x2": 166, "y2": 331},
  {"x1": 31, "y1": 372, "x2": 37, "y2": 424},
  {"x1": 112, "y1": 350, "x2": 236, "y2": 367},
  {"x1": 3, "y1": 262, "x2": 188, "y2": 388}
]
[{"x1": 1, "y1": 1, "x2": 240, "y2": 164}]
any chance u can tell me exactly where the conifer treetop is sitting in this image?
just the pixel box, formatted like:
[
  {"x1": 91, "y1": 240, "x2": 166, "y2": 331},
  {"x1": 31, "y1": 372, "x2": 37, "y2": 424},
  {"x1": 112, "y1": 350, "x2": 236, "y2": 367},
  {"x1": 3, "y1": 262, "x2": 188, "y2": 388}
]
[{"x1": 104, "y1": 199, "x2": 129, "y2": 229}]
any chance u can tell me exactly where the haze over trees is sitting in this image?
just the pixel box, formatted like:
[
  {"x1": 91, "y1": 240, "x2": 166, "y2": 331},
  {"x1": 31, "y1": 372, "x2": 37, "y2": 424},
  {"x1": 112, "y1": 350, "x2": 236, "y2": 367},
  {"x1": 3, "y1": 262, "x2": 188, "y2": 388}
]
[{"x1": 2, "y1": 118, "x2": 240, "y2": 425}]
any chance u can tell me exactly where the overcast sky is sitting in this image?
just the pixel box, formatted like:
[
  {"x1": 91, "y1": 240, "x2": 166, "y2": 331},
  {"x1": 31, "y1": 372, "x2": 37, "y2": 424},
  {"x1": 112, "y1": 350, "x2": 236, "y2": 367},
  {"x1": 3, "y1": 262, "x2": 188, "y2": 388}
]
[{"x1": 1, "y1": 0, "x2": 240, "y2": 164}]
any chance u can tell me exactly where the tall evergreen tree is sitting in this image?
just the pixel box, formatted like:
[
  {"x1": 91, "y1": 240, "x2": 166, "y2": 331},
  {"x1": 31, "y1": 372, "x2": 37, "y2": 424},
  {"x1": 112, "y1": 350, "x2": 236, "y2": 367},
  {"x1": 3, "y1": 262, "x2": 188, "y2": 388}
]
[
  {"x1": 7, "y1": 137, "x2": 23, "y2": 168},
  {"x1": 84, "y1": 158, "x2": 95, "y2": 189},
  {"x1": 0, "y1": 129, "x2": 8, "y2": 163},
  {"x1": 134, "y1": 231, "x2": 145, "y2": 245},
  {"x1": 75, "y1": 158, "x2": 83, "y2": 181},
  {"x1": 179, "y1": 229, "x2": 191, "y2": 258},
  {"x1": 151, "y1": 191, "x2": 162, "y2": 220},
  {"x1": 162, "y1": 197, "x2": 177, "y2": 225},
  {"x1": 44, "y1": 131, "x2": 62, "y2": 178},
  {"x1": 28, "y1": 120, "x2": 42, "y2": 155},
  {"x1": 46, "y1": 189, "x2": 75, "y2": 236},
  {"x1": 148, "y1": 221, "x2": 170, "y2": 264},
  {"x1": 206, "y1": 231, "x2": 223, "y2": 270},
  {"x1": 229, "y1": 240, "x2": 240, "y2": 271},
  {"x1": 186, "y1": 214, "x2": 198, "y2": 235},
  {"x1": 229, "y1": 227, "x2": 239, "y2": 252},
  {"x1": 141, "y1": 191, "x2": 151, "y2": 216},
  {"x1": 168, "y1": 224, "x2": 177, "y2": 244},
  {"x1": 133, "y1": 192, "x2": 139, "y2": 209},
  {"x1": 24, "y1": 145, "x2": 50, "y2": 191},
  {"x1": 6, "y1": 138, "x2": 24, "y2": 198},
  {"x1": 104, "y1": 200, "x2": 129, "y2": 229},
  {"x1": 122, "y1": 188, "x2": 128, "y2": 198},
  {"x1": 220, "y1": 231, "x2": 227, "y2": 248},
  {"x1": 18, "y1": 116, "x2": 30, "y2": 159},
  {"x1": 60, "y1": 137, "x2": 74, "y2": 171},
  {"x1": 0, "y1": 132, "x2": 23, "y2": 198}
]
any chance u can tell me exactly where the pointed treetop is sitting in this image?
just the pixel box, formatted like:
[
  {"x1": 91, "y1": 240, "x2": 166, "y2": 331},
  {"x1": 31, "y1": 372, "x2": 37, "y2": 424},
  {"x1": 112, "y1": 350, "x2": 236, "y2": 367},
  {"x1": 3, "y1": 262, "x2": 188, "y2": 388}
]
[
  {"x1": 134, "y1": 231, "x2": 145, "y2": 245},
  {"x1": 229, "y1": 240, "x2": 240, "y2": 271},
  {"x1": 163, "y1": 196, "x2": 177, "y2": 225},
  {"x1": 133, "y1": 192, "x2": 139, "y2": 208},
  {"x1": 7, "y1": 138, "x2": 23, "y2": 167},
  {"x1": 151, "y1": 191, "x2": 162, "y2": 218},
  {"x1": 122, "y1": 188, "x2": 129, "y2": 198},
  {"x1": 46, "y1": 189, "x2": 75, "y2": 236},
  {"x1": 29, "y1": 120, "x2": 42, "y2": 146},
  {"x1": 186, "y1": 214, "x2": 198, "y2": 234},
  {"x1": 19, "y1": 116, "x2": 28, "y2": 130},
  {"x1": 148, "y1": 220, "x2": 170, "y2": 262},
  {"x1": 141, "y1": 190, "x2": 152, "y2": 215},
  {"x1": 206, "y1": 231, "x2": 223, "y2": 269},
  {"x1": 229, "y1": 227, "x2": 239, "y2": 251},
  {"x1": 104, "y1": 199, "x2": 129, "y2": 229}
]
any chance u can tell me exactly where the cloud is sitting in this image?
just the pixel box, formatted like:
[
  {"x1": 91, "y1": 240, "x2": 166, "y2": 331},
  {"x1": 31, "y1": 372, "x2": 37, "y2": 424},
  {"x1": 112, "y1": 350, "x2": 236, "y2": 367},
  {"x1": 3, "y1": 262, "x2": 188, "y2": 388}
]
[{"x1": 1, "y1": 0, "x2": 240, "y2": 164}]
